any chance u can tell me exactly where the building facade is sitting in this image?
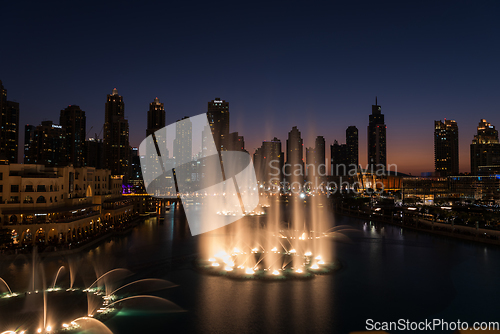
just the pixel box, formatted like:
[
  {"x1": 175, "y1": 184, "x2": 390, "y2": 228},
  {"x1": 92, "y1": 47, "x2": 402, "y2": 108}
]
[
  {"x1": 331, "y1": 140, "x2": 348, "y2": 176},
  {"x1": 403, "y1": 175, "x2": 500, "y2": 205},
  {"x1": 470, "y1": 119, "x2": 500, "y2": 175},
  {"x1": 226, "y1": 132, "x2": 245, "y2": 151},
  {"x1": 367, "y1": 98, "x2": 386, "y2": 172},
  {"x1": 207, "y1": 98, "x2": 229, "y2": 151},
  {"x1": 331, "y1": 126, "x2": 359, "y2": 176},
  {"x1": 346, "y1": 125, "x2": 359, "y2": 172},
  {"x1": 285, "y1": 126, "x2": 304, "y2": 186},
  {"x1": 434, "y1": 119, "x2": 459, "y2": 176},
  {"x1": 306, "y1": 136, "x2": 325, "y2": 179},
  {"x1": 103, "y1": 88, "x2": 130, "y2": 176},
  {"x1": 0, "y1": 163, "x2": 135, "y2": 246},
  {"x1": 146, "y1": 97, "x2": 165, "y2": 137},
  {"x1": 24, "y1": 124, "x2": 36, "y2": 164},
  {"x1": 26, "y1": 121, "x2": 67, "y2": 166},
  {"x1": 60, "y1": 105, "x2": 86, "y2": 167},
  {"x1": 0, "y1": 80, "x2": 20, "y2": 163},
  {"x1": 86, "y1": 137, "x2": 104, "y2": 169},
  {"x1": 254, "y1": 137, "x2": 283, "y2": 190}
]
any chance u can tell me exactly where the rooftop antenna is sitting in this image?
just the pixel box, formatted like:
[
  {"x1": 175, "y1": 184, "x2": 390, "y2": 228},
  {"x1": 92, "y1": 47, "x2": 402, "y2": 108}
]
[{"x1": 375, "y1": 96, "x2": 378, "y2": 105}]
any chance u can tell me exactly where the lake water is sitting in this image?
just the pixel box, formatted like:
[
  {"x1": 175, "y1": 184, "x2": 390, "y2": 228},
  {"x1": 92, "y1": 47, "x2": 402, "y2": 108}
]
[{"x1": 1, "y1": 204, "x2": 499, "y2": 333}]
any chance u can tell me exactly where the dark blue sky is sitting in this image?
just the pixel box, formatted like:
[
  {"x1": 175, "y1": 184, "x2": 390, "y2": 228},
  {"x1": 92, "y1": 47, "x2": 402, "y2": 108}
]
[{"x1": 1, "y1": 0, "x2": 499, "y2": 174}]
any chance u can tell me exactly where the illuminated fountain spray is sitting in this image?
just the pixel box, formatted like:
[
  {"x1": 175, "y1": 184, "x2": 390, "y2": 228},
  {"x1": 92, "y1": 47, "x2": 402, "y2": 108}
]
[
  {"x1": 0, "y1": 259, "x2": 182, "y2": 333},
  {"x1": 0, "y1": 277, "x2": 13, "y2": 295},
  {"x1": 51, "y1": 266, "x2": 65, "y2": 290},
  {"x1": 194, "y1": 124, "x2": 347, "y2": 279},
  {"x1": 198, "y1": 187, "x2": 342, "y2": 279}
]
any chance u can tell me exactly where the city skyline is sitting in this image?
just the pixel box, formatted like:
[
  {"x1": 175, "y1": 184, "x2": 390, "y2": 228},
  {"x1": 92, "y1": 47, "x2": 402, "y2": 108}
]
[
  {"x1": 1, "y1": 1, "x2": 499, "y2": 175},
  {"x1": 5, "y1": 81, "x2": 500, "y2": 176}
]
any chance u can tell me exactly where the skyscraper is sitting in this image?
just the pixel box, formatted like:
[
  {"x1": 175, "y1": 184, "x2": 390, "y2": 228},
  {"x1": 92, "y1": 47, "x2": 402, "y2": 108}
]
[
  {"x1": 146, "y1": 97, "x2": 165, "y2": 137},
  {"x1": 207, "y1": 98, "x2": 229, "y2": 151},
  {"x1": 306, "y1": 136, "x2": 326, "y2": 178},
  {"x1": 29, "y1": 121, "x2": 67, "y2": 166},
  {"x1": 86, "y1": 137, "x2": 104, "y2": 169},
  {"x1": 332, "y1": 126, "x2": 359, "y2": 176},
  {"x1": 129, "y1": 147, "x2": 142, "y2": 183},
  {"x1": 24, "y1": 124, "x2": 36, "y2": 164},
  {"x1": 173, "y1": 116, "x2": 193, "y2": 183},
  {"x1": 60, "y1": 105, "x2": 86, "y2": 167},
  {"x1": 173, "y1": 116, "x2": 193, "y2": 166},
  {"x1": 367, "y1": 98, "x2": 386, "y2": 172},
  {"x1": 470, "y1": 119, "x2": 500, "y2": 175},
  {"x1": 103, "y1": 88, "x2": 130, "y2": 176},
  {"x1": 253, "y1": 147, "x2": 263, "y2": 181},
  {"x1": 330, "y1": 140, "x2": 348, "y2": 176},
  {"x1": 346, "y1": 125, "x2": 359, "y2": 172},
  {"x1": 434, "y1": 119, "x2": 459, "y2": 176},
  {"x1": 286, "y1": 126, "x2": 304, "y2": 184},
  {"x1": 315, "y1": 136, "x2": 326, "y2": 176},
  {"x1": 0, "y1": 80, "x2": 20, "y2": 163},
  {"x1": 255, "y1": 137, "x2": 283, "y2": 187},
  {"x1": 226, "y1": 132, "x2": 245, "y2": 151}
]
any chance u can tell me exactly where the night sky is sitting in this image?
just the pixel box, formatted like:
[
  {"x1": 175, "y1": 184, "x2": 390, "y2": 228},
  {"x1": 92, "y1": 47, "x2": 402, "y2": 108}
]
[{"x1": 1, "y1": 1, "x2": 499, "y2": 175}]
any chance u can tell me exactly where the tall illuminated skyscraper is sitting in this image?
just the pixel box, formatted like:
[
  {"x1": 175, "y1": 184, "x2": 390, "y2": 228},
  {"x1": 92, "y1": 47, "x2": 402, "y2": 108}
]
[
  {"x1": 24, "y1": 124, "x2": 35, "y2": 164},
  {"x1": 331, "y1": 140, "x2": 348, "y2": 176},
  {"x1": 173, "y1": 116, "x2": 192, "y2": 165},
  {"x1": 346, "y1": 126, "x2": 358, "y2": 172},
  {"x1": 254, "y1": 137, "x2": 283, "y2": 186},
  {"x1": 434, "y1": 119, "x2": 459, "y2": 176},
  {"x1": 306, "y1": 136, "x2": 325, "y2": 178},
  {"x1": 470, "y1": 119, "x2": 500, "y2": 175},
  {"x1": 146, "y1": 97, "x2": 165, "y2": 137},
  {"x1": 226, "y1": 132, "x2": 245, "y2": 151},
  {"x1": 103, "y1": 88, "x2": 130, "y2": 176},
  {"x1": 331, "y1": 126, "x2": 358, "y2": 177},
  {"x1": 207, "y1": 98, "x2": 229, "y2": 151},
  {"x1": 173, "y1": 116, "x2": 193, "y2": 183},
  {"x1": 0, "y1": 80, "x2": 19, "y2": 163},
  {"x1": 367, "y1": 98, "x2": 386, "y2": 172},
  {"x1": 29, "y1": 121, "x2": 67, "y2": 166},
  {"x1": 286, "y1": 126, "x2": 304, "y2": 184},
  {"x1": 60, "y1": 105, "x2": 86, "y2": 167}
]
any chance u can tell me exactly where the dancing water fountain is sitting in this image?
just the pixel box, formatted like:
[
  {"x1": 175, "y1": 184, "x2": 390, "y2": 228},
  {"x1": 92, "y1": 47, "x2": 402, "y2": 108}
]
[
  {"x1": 196, "y1": 189, "x2": 346, "y2": 280},
  {"x1": 0, "y1": 251, "x2": 183, "y2": 333}
]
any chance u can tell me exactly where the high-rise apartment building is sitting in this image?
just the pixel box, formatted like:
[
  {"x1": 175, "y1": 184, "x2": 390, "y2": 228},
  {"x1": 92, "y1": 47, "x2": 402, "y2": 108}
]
[
  {"x1": 103, "y1": 88, "x2": 130, "y2": 176},
  {"x1": 0, "y1": 80, "x2": 20, "y2": 163},
  {"x1": 226, "y1": 132, "x2": 245, "y2": 151},
  {"x1": 286, "y1": 126, "x2": 304, "y2": 184},
  {"x1": 24, "y1": 124, "x2": 36, "y2": 164},
  {"x1": 86, "y1": 137, "x2": 104, "y2": 169},
  {"x1": 434, "y1": 119, "x2": 459, "y2": 176},
  {"x1": 146, "y1": 97, "x2": 165, "y2": 137},
  {"x1": 367, "y1": 98, "x2": 386, "y2": 172},
  {"x1": 173, "y1": 116, "x2": 193, "y2": 166},
  {"x1": 207, "y1": 98, "x2": 229, "y2": 151},
  {"x1": 346, "y1": 126, "x2": 359, "y2": 171},
  {"x1": 60, "y1": 105, "x2": 86, "y2": 167},
  {"x1": 331, "y1": 126, "x2": 359, "y2": 176},
  {"x1": 470, "y1": 119, "x2": 500, "y2": 175},
  {"x1": 331, "y1": 140, "x2": 348, "y2": 176},
  {"x1": 28, "y1": 121, "x2": 67, "y2": 166},
  {"x1": 306, "y1": 136, "x2": 326, "y2": 178},
  {"x1": 254, "y1": 137, "x2": 283, "y2": 187},
  {"x1": 173, "y1": 116, "x2": 193, "y2": 184}
]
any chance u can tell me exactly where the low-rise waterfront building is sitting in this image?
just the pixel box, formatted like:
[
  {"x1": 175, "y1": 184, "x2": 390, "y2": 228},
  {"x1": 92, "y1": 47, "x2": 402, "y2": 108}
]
[{"x1": 0, "y1": 163, "x2": 136, "y2": 246}]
